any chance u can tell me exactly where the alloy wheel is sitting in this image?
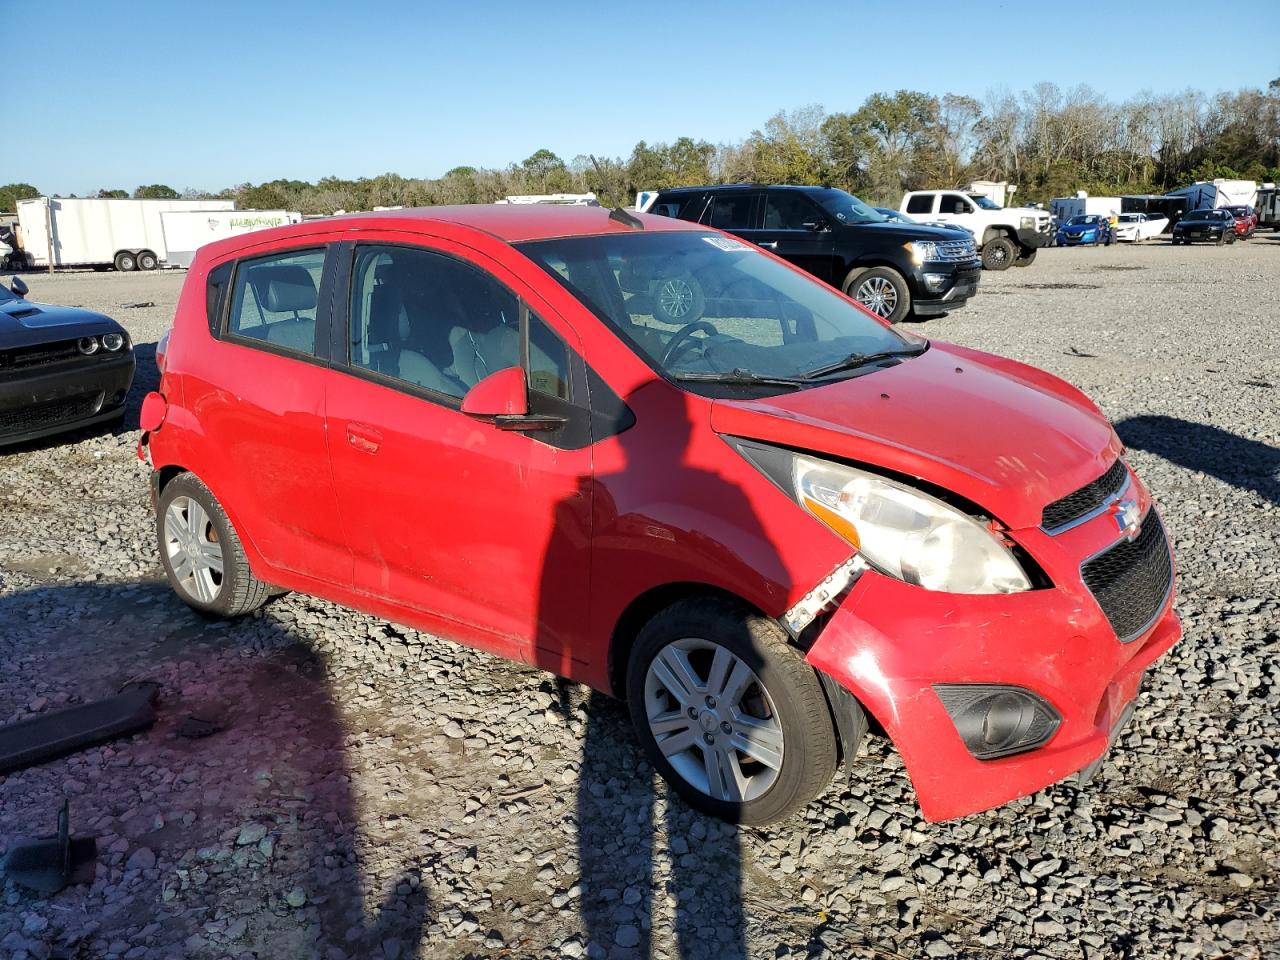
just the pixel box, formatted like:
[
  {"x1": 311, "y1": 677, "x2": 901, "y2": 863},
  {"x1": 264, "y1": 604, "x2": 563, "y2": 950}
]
[
  {"x1": 644, "y1": 637, "x2": 784, "y2": 803},
  {"x1": 657, "y1": 278, "x2": 695, "y2": 320},
  {"x1": 855, "y1": 276, "x2": 898, "y2": 318},
  {"x1": 163, "y1": 496, "x2": 225, "y2": 603}
]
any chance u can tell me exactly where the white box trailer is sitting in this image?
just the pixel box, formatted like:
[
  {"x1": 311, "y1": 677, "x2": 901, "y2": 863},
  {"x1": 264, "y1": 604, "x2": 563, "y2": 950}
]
[
  {"x1": 160, "y1": 210, "x2": 302, "y2": 268},
  {"x1": 1050, "y1": 193, "x2": 1123, "y2": 223},
  {"x1": 16, "y1": 197, "x2": 235, "y2": 271},
  {"x1": 1165, "y1": 179, "x2": 1257, "y2": 210}
]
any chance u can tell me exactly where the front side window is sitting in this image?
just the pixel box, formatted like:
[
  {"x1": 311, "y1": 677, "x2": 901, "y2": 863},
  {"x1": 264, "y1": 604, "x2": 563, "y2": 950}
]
[
  {"x1": 348, "y1": 245, "x2": 519, "y2": 400},
  {"x1": 813, "y1": 188, "x2": 889, "y2": 225},
  {"x1": 516, "y1": 232, "x2": 914, "y2": 394},
  {"x1": 905, "y1": 194, "x2": 935, "y2": 215},
  {"x1": 942, "y1": 194, "x2": 973, "y2": 215},
  {"x1": 226, "y1": 248, "x2": 326, "y2": 355},
  {"x1": 763, "y1": 192, "x2": 822, "y2": 230}
]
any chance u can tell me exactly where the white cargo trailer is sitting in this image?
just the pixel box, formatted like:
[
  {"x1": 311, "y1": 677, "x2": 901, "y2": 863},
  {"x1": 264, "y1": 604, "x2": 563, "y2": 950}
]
[
  {"x1": 160, "y1": 209, "x2": 302, "y2": 268},
  {"x1": 15, "y1": 197, "x2": 235, "y2": 271},
  {"x1": 1050, "y1": 192, "x2": 1123, "y2": 223}
]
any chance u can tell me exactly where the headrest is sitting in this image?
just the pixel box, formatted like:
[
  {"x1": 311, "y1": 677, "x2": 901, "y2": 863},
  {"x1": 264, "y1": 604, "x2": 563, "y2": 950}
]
[{"x1": 250, "y1": 265, "x2": 317, "y2": 313}]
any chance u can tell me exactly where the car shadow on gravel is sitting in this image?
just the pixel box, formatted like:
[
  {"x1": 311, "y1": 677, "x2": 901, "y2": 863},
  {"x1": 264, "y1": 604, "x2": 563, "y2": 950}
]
[
  {"x1": 1116, "y1": 415, "x2": 1279, "y2": 506},
  {"x1": 0, "y1": 580, "x2": 431, "y2": 959}
]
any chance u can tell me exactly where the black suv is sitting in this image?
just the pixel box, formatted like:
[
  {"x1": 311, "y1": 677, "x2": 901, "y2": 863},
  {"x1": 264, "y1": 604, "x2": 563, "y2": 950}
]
[{"x1": 645, "y1": 185, "x2": 980, "y2": 323}]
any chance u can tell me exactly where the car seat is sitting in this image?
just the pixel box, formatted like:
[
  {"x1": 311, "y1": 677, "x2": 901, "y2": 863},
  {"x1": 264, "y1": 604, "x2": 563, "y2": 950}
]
[{"x1": 249, "y1": 265, "x2": 316, "y2": 352}]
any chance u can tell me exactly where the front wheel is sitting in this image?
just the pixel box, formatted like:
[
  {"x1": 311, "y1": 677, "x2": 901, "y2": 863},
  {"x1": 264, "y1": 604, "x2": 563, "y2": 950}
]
[
  {"x1": 627, "y1": 597, "x2": 840, "y2": 825},
  {"x1": 157, "y1": 473, "x2": 273, "y2": 617},
  {"x1": 980, "y1": 237, "x2": 1016, "y2": 270},
  {"x1": 843, "y1": 266, "x2": 910, "y2": 323},
  {"x1": 1013, "y1": 246, "x2": 1037, "y2": 267}
]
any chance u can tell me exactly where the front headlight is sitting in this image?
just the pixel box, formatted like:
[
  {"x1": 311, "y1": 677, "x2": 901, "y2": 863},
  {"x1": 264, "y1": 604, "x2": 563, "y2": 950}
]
[
  {"x1": 905, "y1": 240, "x2": 938, "y2": 265},
  {"x1": 1020, "y1": 216, "x2": 1036, "y2": 229},
  {"x1": 101, "y1": 332, "x2": 125, "y2": 351},
  {"x1": 734, "y1": 441, "x2": 1031, "y2": 594}
]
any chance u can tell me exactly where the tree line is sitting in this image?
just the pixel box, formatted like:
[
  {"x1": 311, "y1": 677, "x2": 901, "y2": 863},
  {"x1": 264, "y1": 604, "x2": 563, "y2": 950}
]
[{"x1": 5, "y1": 79, "x2": 1278, "y2": 217}]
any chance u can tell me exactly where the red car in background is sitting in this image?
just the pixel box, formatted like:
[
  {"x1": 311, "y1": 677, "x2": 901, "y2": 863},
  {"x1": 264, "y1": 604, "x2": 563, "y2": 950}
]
[
  {"x1": 1223, "y1": 205, "x2": 1257, "y2": 239},
  {"x1": 137, "y1": 206, "x2": 1180, "y2": 825}
]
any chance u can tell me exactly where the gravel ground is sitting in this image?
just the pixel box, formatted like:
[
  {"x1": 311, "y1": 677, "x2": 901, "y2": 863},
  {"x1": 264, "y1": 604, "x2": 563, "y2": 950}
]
[{"x1": 0, "y1": 236, "x2": 1277, "y2": 960}]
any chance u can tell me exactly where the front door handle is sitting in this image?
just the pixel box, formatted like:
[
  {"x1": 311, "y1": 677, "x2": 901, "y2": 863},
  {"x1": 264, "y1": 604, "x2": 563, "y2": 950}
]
[
  {"x1": 757, "y1": 241, "x2": 778, "y2": 249},
  {"x1": 346, "y1": 423, "x2": 382, "y2": 454}
]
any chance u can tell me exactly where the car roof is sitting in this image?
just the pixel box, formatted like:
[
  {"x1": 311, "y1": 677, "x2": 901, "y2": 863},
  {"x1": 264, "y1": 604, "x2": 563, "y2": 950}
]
[
  {"x1": 657, "y1": 184, "x2": 833, "y2": 195},
  {"x1": 201, "y1": 204, "x2": 705, "y2": 258}
]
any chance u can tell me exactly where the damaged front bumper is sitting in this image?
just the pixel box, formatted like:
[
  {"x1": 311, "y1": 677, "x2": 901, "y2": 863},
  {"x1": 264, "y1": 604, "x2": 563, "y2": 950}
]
[{"x1": 801, "y1": 556, "x2": 1181, "y2": 822}]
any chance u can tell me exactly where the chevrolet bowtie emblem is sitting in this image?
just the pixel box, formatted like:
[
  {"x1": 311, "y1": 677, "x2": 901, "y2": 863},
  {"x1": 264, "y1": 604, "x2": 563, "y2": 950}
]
[{"x1": 1112, "y1": 499, "x2": 1142, "y2": 541}]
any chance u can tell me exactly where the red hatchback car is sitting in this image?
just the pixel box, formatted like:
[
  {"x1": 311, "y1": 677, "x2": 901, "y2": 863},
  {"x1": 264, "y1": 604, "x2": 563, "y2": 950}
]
[{"x1": 139, "y1": 206, "x2": 1180, "y2": 824}]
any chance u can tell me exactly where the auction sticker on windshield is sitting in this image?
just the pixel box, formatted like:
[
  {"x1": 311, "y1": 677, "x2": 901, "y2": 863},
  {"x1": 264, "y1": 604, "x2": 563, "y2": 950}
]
[{"x1": 702, "y1": 236, "x2": 750, "y2": 252}]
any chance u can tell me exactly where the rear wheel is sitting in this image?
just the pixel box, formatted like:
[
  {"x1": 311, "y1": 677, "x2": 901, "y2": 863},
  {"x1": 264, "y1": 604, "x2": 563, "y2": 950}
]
[
  {"x1": 157, "y1": 473, "x2": 273, "y2": 617},
  {"x1": 981, "y1": 237, "x2": 1016, "y2": 270},
  {"x1": 843, "y1": 266, "x2": 910, "y2": 324},
  {"x1": 113, "y1": 251, "x2": 137, "y2": 272},
  {"x1": 626, "y1": 597, "x2": 839, "y2": 825},
  {"x1": 137, "y1": 250, "x2": 158, "y2": 270}
]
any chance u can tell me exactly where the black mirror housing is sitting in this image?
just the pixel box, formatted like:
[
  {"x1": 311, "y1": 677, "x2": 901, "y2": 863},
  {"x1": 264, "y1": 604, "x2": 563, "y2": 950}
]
[{"x1": 11, "y1": 276, "x2": 28, "y2": 298}]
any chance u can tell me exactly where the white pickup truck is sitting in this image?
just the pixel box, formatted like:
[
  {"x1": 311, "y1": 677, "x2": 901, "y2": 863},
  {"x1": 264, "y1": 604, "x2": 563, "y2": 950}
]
[{"x1": 900, "y1": 190, "x2": 1052, "y2": 270}]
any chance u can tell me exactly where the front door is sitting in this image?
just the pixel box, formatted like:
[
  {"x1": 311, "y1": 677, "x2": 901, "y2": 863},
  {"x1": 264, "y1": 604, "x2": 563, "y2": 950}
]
[
  {"x1": 323, "y1": 237, "x2": 593, "y2": 665},
  {"x1": 740, "y1": 191, "x2": 837, "y2": 284}
]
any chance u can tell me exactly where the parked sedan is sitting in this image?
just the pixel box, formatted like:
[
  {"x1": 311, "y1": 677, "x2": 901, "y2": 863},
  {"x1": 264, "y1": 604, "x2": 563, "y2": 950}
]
[
  {"x1": 1112, "y1": 213, "x2": 1168, "y2": 242},
  {"x1": 139, "y1": 206, "x2": 1181, "y2": 826},
  {"x1": 1171, "y1": 209, "x2": 1238, "y2": 245},
  {"x1": 1221, "y1": 205, "x2": 1256, "y2": 240},
  {"x1": 1, "y1": 276, "x2": 135, "y2": 446},
  {"x1": 1054, "y1": 215, "x2": 1113, "y2": 246}
]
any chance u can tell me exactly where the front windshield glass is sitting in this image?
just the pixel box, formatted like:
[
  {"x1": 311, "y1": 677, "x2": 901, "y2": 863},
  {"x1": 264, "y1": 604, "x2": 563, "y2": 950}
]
[
  {"x1": 1119, "y1": 214, "x2": 1139, "y2": 223},
  {"x1": 1184, "y1": 210, "x2": 1213, "y2": 221},
  {"x1": 812, "y1": 189, "x2": 889, "y2": 225},
  {"x1": 968, "y1": 195, "x2": 1002, "y2": 210},
  {"x1": 1067, "y1": 216, "x2": 1095, "y2": 225},
  {"x1": 515, "y1": 232, "x2": 914, "y2": 389}
]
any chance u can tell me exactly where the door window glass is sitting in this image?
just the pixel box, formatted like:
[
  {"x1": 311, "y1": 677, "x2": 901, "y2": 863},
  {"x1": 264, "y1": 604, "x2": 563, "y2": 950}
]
[
  {"x1": 941, "y1": 194, "x2": 972, "y2": 215},
  {"x1": 348, "y1": 245, "x2": 519, "y2": 400},
  {"x1": 705, "y1": 194, "x2": 758, "y2": 230},
  {"x1": 227, "y1": 249, "x2": 325, "y2": 355},
  {"x1": 905, "y1": 194, "x2": 935, "y2": 215},
  {"x1": 528, "y1": 312, "x2": 571, "y2": 400},
  {"x1": 763, "y1": 192, "x2": 821, "y2": 230}
]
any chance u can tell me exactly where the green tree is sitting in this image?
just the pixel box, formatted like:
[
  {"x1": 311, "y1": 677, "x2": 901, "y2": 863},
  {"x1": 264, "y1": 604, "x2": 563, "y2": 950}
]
[
  {"x1": 134, "y1": 184, "x2": 179, "y2": 199},
  {"x1": 0, "y1": 182, "x2": 39, "y2": 212},
  {"x1": 96, "y1": 188, "x2": 129, "y2": 199}
]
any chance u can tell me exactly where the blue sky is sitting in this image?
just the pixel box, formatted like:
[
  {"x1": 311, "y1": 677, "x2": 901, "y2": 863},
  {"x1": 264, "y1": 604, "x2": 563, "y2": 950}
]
[{"x1": 18, "y1": 0, "x2": 1277, "y2": 195}]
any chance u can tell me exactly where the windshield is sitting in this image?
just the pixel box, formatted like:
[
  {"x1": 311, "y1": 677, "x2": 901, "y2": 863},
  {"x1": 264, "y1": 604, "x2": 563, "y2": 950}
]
[
  {"x1": 1118, "y1": 214, "x2": 1139, "y2": 223},
  {"x1": 1184, "y1": 210, "x2": 1215, "y2": 221},
  {"x1": 515, "y1": 232, "x2": 913, "y2": 390},
  {"x1": 1067, "y1": 216, "x2": 1097, "y2": 226},
  {"x1": 968, "y1": 195, "x2": 1002, "y2": 210},
  {"x1": 812, "y1": 189, "x2": 889, "y2": 225},
  {"x1": 0, "y1": 284, "x2": 18, "y2": 303}
]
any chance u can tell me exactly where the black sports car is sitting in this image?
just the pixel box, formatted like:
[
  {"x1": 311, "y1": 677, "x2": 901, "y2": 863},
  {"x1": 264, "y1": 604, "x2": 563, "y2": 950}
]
[{"x1": 1, "y1": 276, "x2": 135, "y2": 446}]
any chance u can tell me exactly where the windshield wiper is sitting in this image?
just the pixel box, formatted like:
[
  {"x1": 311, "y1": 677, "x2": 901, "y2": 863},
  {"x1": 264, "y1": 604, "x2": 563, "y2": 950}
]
[
  {"x1": 673, "y1": 367, "x2": 807, "y2": 387},
  {"x1": 799, "y1": 344, "x2": 927, "y2": 381}
]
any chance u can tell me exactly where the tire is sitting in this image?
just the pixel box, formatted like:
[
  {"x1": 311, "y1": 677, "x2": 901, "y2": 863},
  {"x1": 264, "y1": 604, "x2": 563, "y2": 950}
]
[
  {"x1": 980, "y1": 236, "x2": 1016, "y2": 270},
  {"x1": 652, "y1": 273, "x2": 705, "y2": 325},
  {"x1": 156, "y1": 473, "x2": 273, "y2": 617},
  {"x1": 626, "y1": 596, "x2": 840, "y2": 825},
  {"x1": 137, "y1": 250, "x2": 158, "y2": 270},
  {"x1": 1216, "y1": 233, "x2": 1225, "y2": 246},
  {"x1": 843, "y1": 266, "x2": 910, "y2": 324},
  {"x1": 1013, "y1": 246, "x2": 1037, "y2": 267},
  {"x1": 114, "y1": 251, "x2": 137, "y2": 272}
]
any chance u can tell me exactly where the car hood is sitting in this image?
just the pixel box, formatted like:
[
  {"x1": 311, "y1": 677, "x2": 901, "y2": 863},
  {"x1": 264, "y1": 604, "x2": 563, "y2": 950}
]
[
  {"x1": 842, "y1": 221, "x2": 971, "y2": 243},
  {"x1": 709, "y1": 341, "x2": 1120, "y2": 530},
  {"x1": 0, "y1": 299, "x2": 122, "y2": 349},
  {"x1": 1059, "y1": 223, "x2": 1098, "y2": 233}
]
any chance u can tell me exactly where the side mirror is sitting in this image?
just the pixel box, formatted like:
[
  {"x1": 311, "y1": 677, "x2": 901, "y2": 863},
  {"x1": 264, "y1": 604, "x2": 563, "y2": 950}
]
[
  {"x1": 10, "y1": 276, "x2": 28, "y2": 298},
  {"x1": 461, "y1": 366, "x2": 528, "y2": 418},
  {"x1": 802, "y1": 219, "x2": 827, "y2": 232}
]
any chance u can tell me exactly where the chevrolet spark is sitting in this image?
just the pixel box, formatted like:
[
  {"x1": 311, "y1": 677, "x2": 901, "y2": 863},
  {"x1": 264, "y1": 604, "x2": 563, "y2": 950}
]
[{"x1": 139, "y1": 206, "x2": 1180, "y2": 825}]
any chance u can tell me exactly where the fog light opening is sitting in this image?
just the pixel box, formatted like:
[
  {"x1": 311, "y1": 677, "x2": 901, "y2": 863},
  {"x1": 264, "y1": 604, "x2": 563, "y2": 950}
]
[
  {"x1": 934, "y1": 684, "x2": 1061, "y2": 760},
  {"x1": 923, "y1": 272, "x2": 948, "y2": 292}
]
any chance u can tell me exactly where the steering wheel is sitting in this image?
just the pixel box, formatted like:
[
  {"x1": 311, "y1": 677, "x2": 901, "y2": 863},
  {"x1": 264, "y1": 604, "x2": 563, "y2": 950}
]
[{"x1": 661, "y1": 320, "x2": 719, "y2": 367}]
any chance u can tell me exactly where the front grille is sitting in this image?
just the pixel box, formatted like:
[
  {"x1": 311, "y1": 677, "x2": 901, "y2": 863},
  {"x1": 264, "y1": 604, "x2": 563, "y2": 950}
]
[
  {"x1": 1081, "y1": 510, "x2": 1173, "y2": 642},
  {"x1": 0, "y1": 339, "x2": 82, "y2": 370},
  {"x1": 933, "y1": 239, "x2": 977, "y2": 261},
  {"x1": 1042, "y1": 459, "x2": 1128, "y2": 531},
  {"x1": 0, "y1": 395, "x2": 100, "y2": 434}
]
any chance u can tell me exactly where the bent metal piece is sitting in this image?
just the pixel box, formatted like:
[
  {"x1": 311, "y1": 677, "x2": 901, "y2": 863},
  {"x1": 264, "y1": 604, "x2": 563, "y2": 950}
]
[
  {"x1": 0, "y1": 682, "x2": 159, "y2": 775},
  {"x1": 2, "y1": 801, "x2": 98, "y2": 894}
]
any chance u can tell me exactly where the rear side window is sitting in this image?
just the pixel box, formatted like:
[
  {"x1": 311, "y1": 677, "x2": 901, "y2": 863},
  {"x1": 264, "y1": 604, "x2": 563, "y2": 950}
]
[
  {"x1": 906, "y1": 194, "x2": 935, "y2": 215},
  {"x1": 206, "y1": 261, "x2": 232, "y2": 334},
  {"x1": 705, "y1": 193, "x2": 759, "y2": 230},
  {"x1": 227, "y1": 249, "x2": 325, "y2": 355}
]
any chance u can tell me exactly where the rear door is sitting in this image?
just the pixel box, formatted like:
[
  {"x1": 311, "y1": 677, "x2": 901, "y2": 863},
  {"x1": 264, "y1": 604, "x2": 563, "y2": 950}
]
[
  {"x1": 904, "y1": 192, "x2": 938, "y2": 219},
  {"x1": 699, "y1": 191, "x2": 763, "y2": 238},
  {"x1": 739, "y1": 190, "x2": 837, "y2": 284},
  {"x1": 323, "y1": 235, "x2": 595, "y2": 665},
  {"x1": 191, "y1": 242, "x2": 352, "y2": 586}
]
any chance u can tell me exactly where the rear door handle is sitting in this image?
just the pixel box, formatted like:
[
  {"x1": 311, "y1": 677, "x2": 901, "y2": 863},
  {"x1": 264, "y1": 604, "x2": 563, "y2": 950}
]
[
  {"x1": 346, "y1": 423, "x2": 382, "y2": 454},
  {"x1": 757, "y1": 241, "x2": 777, "y2": 249}
]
